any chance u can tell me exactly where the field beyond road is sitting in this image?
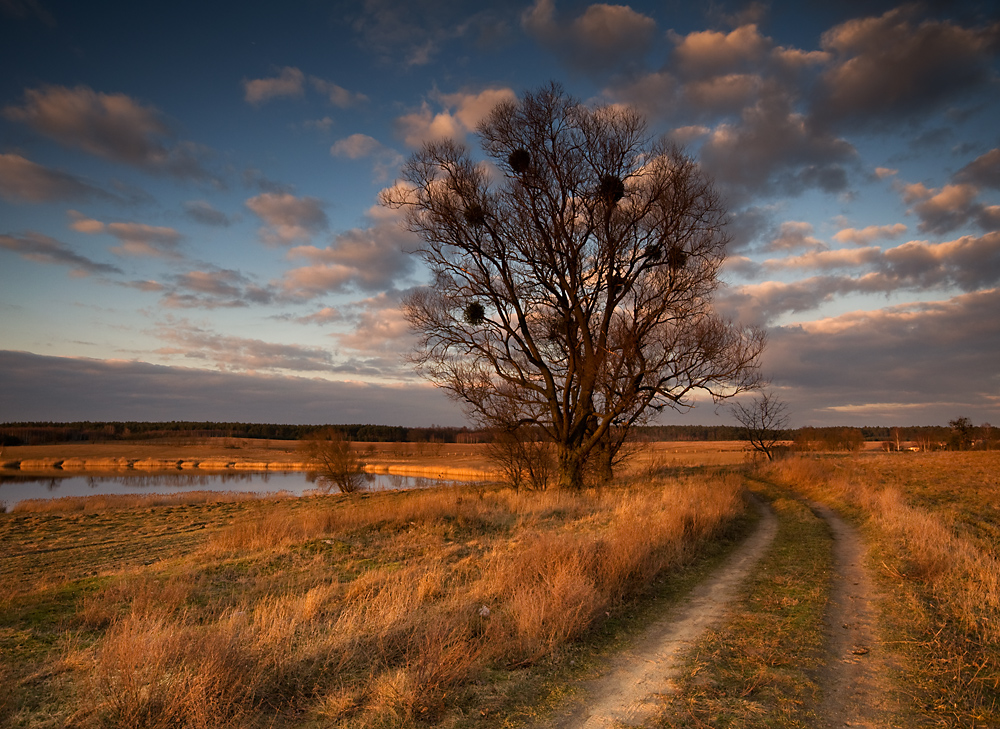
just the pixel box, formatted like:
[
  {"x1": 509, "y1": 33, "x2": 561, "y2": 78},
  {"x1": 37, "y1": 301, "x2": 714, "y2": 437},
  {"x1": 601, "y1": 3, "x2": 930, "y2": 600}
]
[{"x1": 1, "y1": 439, "x2": 751, "y2": 478}]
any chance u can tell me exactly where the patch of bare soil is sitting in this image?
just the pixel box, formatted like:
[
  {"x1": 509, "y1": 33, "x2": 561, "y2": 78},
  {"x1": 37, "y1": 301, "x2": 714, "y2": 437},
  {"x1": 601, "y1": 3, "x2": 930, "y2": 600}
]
[
  {"x1": 809, "y1": 501, "x2": 904, "y2": 728},
  {"x1": 541, "y1": 499, "x2": 778, "y2": 729}
]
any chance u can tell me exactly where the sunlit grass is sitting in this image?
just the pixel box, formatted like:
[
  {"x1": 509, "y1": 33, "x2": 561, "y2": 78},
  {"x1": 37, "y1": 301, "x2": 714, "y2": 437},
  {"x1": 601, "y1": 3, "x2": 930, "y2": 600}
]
[
  {"x1": 1, "y1": 473, "x2": 747, "y2": 728},
  {"x1": 764, "y1": 452, "x2": 1000, "y2": 726}
]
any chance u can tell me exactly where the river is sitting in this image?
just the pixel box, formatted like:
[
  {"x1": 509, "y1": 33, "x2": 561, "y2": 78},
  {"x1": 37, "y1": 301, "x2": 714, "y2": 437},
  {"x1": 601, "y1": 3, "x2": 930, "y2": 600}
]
[{"x1": 0, "y1": 471, "x2": 467, "y2": 511}]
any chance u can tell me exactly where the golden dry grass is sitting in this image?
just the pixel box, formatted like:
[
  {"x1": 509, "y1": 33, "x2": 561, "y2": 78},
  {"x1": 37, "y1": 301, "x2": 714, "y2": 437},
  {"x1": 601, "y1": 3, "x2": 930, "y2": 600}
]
[
  {"x1": 1, "y1": 473, "x2": 748, "y2": 729},
  {"x1": 2, "y1": 438, "x2": 750, "y2": 477},
  {"x1": 764, "y1": 452, "x2": 1000, "y2": 726}
]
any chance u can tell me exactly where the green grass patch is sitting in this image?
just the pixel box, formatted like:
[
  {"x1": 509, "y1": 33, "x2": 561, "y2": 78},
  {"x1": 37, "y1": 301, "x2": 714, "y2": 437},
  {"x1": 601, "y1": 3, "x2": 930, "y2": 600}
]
[{"x1": 656, "y1": 487, "x2": 833, "y2": 728}]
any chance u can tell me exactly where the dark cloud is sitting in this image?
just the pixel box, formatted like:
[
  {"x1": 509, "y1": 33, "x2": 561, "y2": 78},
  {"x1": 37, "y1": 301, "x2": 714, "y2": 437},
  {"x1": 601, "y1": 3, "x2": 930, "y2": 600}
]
[
  {"x1": 0, "y1": 0, "x2": 54, "y2": 25},
  {"x1": 0, "y1": 350, "x2": 464, "y2": 425},
  {"x1": 349, "y1": 1, "x2": 510, "y2": 67},
  {"x1": 900, "y1": 180, "x2": 999, "y2": 235},
  {"x1": 0, "y1": 231, "x2": 123, "y2": 276},
  {"x1": 0, "y1": 153, "x2": 110, "y2": 203},
  {"x1": 955, "y1": 148, "x2": 1000, "y2": 189},
  {"x1": 724, "y1": 232, "x2": 1000, "y2": 324},
  {"x1": 153, "y1": 320, "x2": 338, "y2": 373},
  {"x1": 765, "y1": 288, "x2": 1000, "y2": 426},
  {"x1": 160, "y1": 269, "x2": 274, "y2": 309},
  {"x1": 183, "y1": 200, "x2": 231, "y2": 227},
  {"x1": 697, "y1": 87, "x2": 857, "y2": 200},
  {"x1": 522, "y1": 0, "x2": 657, "y2": 74},
  {"x1": 3, "y1": 85, "x2": 219, "y2": 182},
  {"x1": 810, "y1": 7, "x2": 1000, "y2": 130}
]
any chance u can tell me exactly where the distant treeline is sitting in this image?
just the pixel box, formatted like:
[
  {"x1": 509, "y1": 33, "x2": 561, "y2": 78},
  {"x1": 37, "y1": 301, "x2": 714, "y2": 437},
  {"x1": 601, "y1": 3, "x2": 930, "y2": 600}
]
[
  {"x1": 0, "y1": 421, "x2": 479, "y2": 446},
  {"x1": 1, "y1": 420, "x2": 992, "y2": 449}
]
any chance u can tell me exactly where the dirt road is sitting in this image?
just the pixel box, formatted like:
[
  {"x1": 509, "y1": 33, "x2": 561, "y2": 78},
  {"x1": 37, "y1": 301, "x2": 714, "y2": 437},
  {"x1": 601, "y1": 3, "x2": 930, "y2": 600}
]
[{"x1": 541, "y1": 499, "x2": 778, "y2": 728}]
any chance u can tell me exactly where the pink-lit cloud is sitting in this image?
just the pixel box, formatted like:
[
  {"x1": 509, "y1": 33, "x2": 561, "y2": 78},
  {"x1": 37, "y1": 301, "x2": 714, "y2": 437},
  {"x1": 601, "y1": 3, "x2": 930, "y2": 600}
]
[
  {"x1": 0, "y1": 231, "x2": 123, "y2": 276},
  {"x1": 245, "y1": 192, "x2": 328, "y2": 245},
  {"x1": 522, "y1": 0, "x2": 657, "y2": 73},
  {"x1": 3, "y1": 85, "x2": 216, "y2": 181},
  {"x1": 0, "y1": 153, "x2": 108, "y2": 203},
  {"x1": 243, "y1": 66, "x2": 305, "y2": 105}
]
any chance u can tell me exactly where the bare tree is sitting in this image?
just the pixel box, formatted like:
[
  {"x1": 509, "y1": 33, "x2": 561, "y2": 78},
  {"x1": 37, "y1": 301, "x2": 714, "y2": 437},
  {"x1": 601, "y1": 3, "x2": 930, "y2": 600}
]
[
  {"x1": 382, "y1": 84, "x2": 764, "y2": 489},
  {"x1": 731, "y1": 391, "x2": 789, "y2": 462},
  {"x1": 300, "y1": 428, "x2": 368, "y2": 494}
]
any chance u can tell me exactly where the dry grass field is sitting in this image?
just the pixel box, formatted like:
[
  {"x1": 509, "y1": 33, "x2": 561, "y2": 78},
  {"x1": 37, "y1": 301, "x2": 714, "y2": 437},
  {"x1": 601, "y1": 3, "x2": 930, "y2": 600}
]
[
  {"x1": 764, "y1": 451, "x2": 1000, "y2": 727},
  {"x1": 1, "y1": 439, "x2": 750, "y2": 478},
  {"x1": 0, "y1": 465, "x2": 751, "y2": 728}
]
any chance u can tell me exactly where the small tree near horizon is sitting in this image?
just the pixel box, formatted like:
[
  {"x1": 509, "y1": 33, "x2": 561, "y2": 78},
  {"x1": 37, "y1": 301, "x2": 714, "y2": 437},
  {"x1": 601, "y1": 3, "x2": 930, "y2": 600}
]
[
  {"x1": 300, "y1": 428, "x2": 368, "y2": 494},
  {"x1": 731, "y1": 391, "x2": 789, "y2": 462},
  {"x1": 383, "y1": 83, "x2": 764, "y2": 489},
  {"x1": 949, "y1": 416, "x2": 975, "y2": 451}
]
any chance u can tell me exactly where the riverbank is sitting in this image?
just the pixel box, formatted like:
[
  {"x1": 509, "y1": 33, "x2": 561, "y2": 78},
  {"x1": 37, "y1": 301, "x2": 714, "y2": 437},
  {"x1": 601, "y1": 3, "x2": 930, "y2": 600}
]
[{"x1": 0, "y1": 438, "x2": 750, "y2": 479}]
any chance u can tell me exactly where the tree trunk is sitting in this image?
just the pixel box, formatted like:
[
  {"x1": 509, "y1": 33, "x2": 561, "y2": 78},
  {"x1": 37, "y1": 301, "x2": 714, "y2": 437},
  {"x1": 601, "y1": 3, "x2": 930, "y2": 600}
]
[
  {"x1": 591, "y1": 436, "x2": 614, "y2": 485},
  {"x1": 557, "y1": 446, "x2": 586, "y2": 490}
]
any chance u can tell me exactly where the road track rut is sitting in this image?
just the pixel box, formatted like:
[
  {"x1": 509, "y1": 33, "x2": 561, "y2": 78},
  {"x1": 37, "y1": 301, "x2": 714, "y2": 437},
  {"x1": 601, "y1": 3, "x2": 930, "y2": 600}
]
[{"x1": 542, "y1": 498, "x2": 778, "y2": 728}]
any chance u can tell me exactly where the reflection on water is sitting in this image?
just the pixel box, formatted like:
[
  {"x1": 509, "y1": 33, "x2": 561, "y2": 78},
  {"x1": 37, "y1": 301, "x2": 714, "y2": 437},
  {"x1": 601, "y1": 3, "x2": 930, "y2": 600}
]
[{"x1": 0, "y1": 471, "x2": 473, "y2": 512}]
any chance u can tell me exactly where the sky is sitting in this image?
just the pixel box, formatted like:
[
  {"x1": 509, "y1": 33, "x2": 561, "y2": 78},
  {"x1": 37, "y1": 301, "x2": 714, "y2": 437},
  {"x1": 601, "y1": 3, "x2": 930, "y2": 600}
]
[{"x1": 1, "y1": 0, "x2": 998, "y2": 428}]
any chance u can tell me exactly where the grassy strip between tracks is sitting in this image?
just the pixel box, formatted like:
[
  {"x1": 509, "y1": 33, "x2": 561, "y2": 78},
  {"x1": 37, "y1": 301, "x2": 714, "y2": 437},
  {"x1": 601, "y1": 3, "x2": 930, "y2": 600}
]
[{"x1": 656, "y1": 483, "x2": 833, "y2": 729}]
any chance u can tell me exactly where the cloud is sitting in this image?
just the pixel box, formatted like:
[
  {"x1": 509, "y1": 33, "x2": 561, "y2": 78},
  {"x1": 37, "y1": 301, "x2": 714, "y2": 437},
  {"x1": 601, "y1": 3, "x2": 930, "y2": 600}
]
[
  {"x1": 810, "y1": 7, "x2": 1000, "y2": 129},
  {"x1": 309, "y1": 77, "x2": 368, "y2": 108},
  {"x1": 0, "y1": 153, "x2": 111, "y2": 203},
  {"x1": 243, "y1": 66, "x2": 305, "y2": 105},
  {"x1": 765, "y1": 288, "x2": 1000, "y2": 425},
  {"x1": 901, "y1": 182, "x2": 994, "y2": 235},
  {"x1": 159, "y1": 269, "x2": 274, "y2": 309},
  {"x1": 331, "y1": 133, "x2": 383, "y2": 159},
  {"x1": 832, "y1": 223, "x2": 907, "y2": 245},
  {"x1": 697, "y1": 87, "x2": 857, "y2": 199},
  {"x1": 874, "y1": 167, "x2": 898, "y2": 179},
  {"x1": 183, "y1": 200, "x2": 231, "y2": 226},
  {"x1": 0, "y1": 231, "x2": 123, "y2": 276},
  {"x1": 69, "y1": 213, "x2": 183, "y2": 258},
  {"x1": 522, "y1": 0, "x2": 657, "y2": 73},
  {"x1": 3, "y1": 85, "x2": 217, "y2": 181},
  {"x1": 245, "y1": 192, "x2": 328, "y2": 245},
  {"x1": 955, "y1": 148, "x2": 1000, "y2": 190},
  {"x1": 0, "y1": 350, "x2": 464, "y2": 424},
  {"x1": 330, "y1": 134, "x2": 404, "y2": 181},
  {"x1": 348, "y1": 2, "x2": 512, "y2": 68},
  {"x1": 154, "y1": 319, "x2": 337, "y2": 374},
  {"x1": 0, "y1": 0, "x2": 55, "y2": 25},
  {"x1": 764, "y1": 221, "x2": 824, "y2": 252},
  {"x1": 725, "y1": 231, "x2": 1000, "y2": 324},
  {"x1": 395, "y1": 87, "x2": 516, "y2": 147},
  {"x1": 279, "y1": 207, "x2": 418, "y2": 297}
]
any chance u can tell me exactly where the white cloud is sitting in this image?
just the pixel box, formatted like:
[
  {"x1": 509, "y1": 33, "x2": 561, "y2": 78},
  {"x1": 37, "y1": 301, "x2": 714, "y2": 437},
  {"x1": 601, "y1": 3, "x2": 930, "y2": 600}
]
[{"x1": 395, "y1": 87, "x2": 516, "y2": 147}]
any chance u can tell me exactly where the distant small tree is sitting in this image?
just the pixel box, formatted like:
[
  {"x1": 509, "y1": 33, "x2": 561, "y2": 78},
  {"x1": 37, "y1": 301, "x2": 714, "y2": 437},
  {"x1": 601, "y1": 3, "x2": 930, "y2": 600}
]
[
  {"x1": 300, "y1": 428, "x2": 368, "y2": 494},
  {"x1": 731, "y1": 391, "x2": 789, "y2": 462},
  {"x1": 949, "y1": 417, "x2": 975, "y2": 451}
]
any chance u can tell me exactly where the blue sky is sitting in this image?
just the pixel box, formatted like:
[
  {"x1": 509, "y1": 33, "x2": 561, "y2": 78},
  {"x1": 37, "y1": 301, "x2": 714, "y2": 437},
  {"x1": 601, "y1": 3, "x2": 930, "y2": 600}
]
[{"x1": 1, "y1": 0, "x2": 998, "y2": 427}]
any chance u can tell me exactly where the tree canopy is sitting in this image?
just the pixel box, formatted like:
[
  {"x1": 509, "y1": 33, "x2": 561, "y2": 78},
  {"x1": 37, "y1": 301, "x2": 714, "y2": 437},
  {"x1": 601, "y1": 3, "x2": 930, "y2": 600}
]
[{"x1": 382, "y1": 83, "x2": 765, "y2": 488}]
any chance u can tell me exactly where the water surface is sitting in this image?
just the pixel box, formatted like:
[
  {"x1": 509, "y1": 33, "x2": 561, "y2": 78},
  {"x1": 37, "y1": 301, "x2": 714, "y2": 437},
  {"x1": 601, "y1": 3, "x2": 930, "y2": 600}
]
[{"x1": 0, "y1": 471, "x2": 461, "y2": 511}]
